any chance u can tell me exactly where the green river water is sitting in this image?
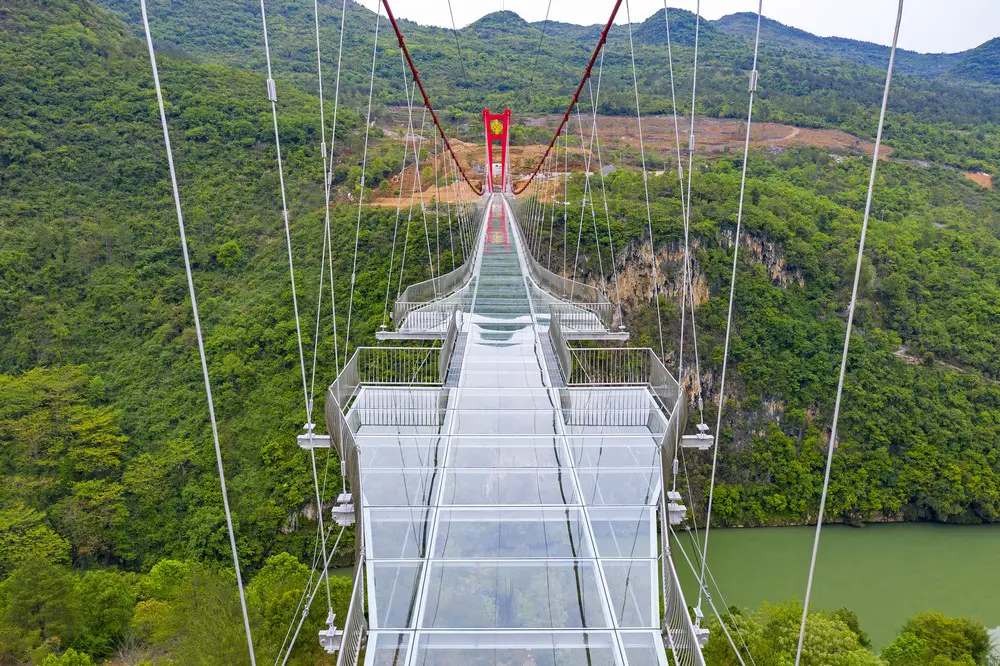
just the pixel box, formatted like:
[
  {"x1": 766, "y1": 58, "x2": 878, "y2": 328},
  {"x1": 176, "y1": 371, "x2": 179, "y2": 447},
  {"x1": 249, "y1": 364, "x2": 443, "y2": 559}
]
[{"x1": 674, "y1": 523, "x2": 1000, "y2": 650}]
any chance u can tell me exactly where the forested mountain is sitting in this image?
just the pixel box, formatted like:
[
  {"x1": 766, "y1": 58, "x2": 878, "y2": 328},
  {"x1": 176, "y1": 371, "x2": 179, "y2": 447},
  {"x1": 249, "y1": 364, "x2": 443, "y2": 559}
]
[
  {"x1": 1, "y1": 0, "x2": 999, "y2": 663},
  {"x1": 93, "y1": 0, "x2": 1000, "y2": 172}
]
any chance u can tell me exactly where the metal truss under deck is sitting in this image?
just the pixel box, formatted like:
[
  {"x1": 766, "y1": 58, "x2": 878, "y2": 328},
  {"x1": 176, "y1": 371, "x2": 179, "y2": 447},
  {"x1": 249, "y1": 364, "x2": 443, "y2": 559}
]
[{"x1": 322, "y1": 195, "x2": 704, "y2": 666}]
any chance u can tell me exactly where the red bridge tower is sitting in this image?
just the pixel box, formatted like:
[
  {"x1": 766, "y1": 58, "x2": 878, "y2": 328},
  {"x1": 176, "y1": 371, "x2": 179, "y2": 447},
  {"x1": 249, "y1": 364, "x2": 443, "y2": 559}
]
[{"x1": 482, "y1": 109, "x2": 511, "y2": 193}]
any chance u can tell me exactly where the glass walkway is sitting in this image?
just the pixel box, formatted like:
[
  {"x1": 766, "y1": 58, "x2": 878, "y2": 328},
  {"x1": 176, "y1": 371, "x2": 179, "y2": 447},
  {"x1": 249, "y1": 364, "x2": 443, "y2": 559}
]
[{"x1": 322, "y1": 195, "x2": 703, "y2": 666}]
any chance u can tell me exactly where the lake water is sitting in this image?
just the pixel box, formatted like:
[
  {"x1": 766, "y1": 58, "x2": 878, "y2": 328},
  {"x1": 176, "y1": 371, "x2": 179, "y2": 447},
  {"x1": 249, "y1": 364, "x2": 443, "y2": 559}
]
[{"x1": 673, "y1": 523, "x2": 1000, "y2": 650}]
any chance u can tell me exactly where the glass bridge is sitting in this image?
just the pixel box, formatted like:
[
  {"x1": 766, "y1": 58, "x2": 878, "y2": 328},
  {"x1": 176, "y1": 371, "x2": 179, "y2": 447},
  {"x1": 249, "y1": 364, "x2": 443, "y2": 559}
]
[{"x1": 316, "y1": 195, "x2": 705, "y2": 666}]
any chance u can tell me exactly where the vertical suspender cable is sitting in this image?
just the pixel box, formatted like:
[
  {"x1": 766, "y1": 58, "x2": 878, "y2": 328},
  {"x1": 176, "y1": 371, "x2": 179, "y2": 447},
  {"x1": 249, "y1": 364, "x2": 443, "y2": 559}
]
[
  {"x1": 794, "y1": 3, "x2": 903, "y2": 662},
  {"x1": 259, "y1": 0, "x2": 334, "y2": 617},
  {"x1": 445, "y1": 0, "x2": 468, "y2": 82},
  {"x1": 382, "y1": 53, "x2": 420, "y2": 328},
  {"x1": 663, "y1": 3, "x2": 691, "y2": 493},
  {"x1": 397, "y1": 108, "x2": 429, "y2": 302},
  {"x1": 698, "y1": 0, "x2": 764, "y2": 617},
  {"x1": 258, "y1": 0, "x2": 311, "y2": 423},
  {"x1": 585, "y1": 49, "x2": 623, "y2": 320},
  {"x1": 138, "y1": 3, "x2": 256, "y2": 663},
  {"x1": 443, "y1": 134, "x2": 457, "y2": 271},
  {"x1": 305, "y1": 0, "x2": 339, "y2": 615},
  {"x1": 343, "y1": 6, "x2": 382, "y2": 363},
  {"x1": 625, "y1": 0, "x2": 666, "y2": 361},
  {"x1": 325, "y1": 0, "x2": 348, "y2": 374}
]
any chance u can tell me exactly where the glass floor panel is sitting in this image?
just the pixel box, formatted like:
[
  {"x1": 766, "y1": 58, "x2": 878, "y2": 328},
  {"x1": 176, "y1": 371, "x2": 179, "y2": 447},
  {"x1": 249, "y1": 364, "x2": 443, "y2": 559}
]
[
  {"x1": 432, "y1": 507, "x2": 591, "y2": 559},
  {"x1": 355, "y1": 197, "x2": 673, "y2": 665},
  {"x1": 410, "y1": 631, "x2": 622, "y2": 666},
  {"x1": 420, "y1": 561, "x2": 609, "y2": 629}
]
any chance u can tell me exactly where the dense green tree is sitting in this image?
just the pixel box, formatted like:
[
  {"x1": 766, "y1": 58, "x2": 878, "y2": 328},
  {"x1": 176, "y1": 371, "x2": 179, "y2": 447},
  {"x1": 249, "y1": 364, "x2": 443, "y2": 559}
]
[
  {"x1": 703, "y1": 601, "x2": 885, "y2": 665},
  {"x1": 882, "y1": 612, "x2": 992, "y2": 666},
  {"x1": 2, "y1": 558, "x2": 81, "y2": 659}
]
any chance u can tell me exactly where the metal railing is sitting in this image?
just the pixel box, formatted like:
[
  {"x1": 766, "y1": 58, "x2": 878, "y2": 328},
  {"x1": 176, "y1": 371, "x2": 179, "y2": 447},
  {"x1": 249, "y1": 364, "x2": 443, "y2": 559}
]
[
  {"x1": 548, "y1": 310, "x2": 573, "y2": 383},
  {"x1": 547, "y1": 300, "x2": 615, "y2": 332},
  {"x1": 658, "y1": 392, "x2": 704, "y2": 665},
  {"x1": 322, "y1": 310, "x2": 463, "y2": 663},
  {"x1": 393, "y1": 204, "x2": 486, "y2": 329},
  {"x1": 335, "y1": 549, "x2": 368, "y2": 666},
  {"x1": 521, "y1": 239, "x2": 611, "y2": 308},
  {"x1": 566, "y1": 348, "x2": 680, "y2": 412},
  {"x1": 439, "y1": 310, "x2": 460, "y2": 381},
  {"x1": 356, "y1": 347, "x2": 440, "y2": 385},
  {"x1": 394, "y1": 296, "x2": 470, "y2": 333}
]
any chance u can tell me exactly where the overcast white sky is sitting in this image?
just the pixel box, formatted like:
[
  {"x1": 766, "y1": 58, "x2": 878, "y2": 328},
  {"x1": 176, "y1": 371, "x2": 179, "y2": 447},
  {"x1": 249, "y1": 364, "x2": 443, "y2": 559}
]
[{"x1": 356, "y1": 0, "x2": 998, "y2": 54}]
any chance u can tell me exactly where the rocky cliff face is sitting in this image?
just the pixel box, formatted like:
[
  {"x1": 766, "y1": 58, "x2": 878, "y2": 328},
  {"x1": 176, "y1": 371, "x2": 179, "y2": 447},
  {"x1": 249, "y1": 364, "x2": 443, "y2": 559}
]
[{"x1": 575, "y1": 231, "x2": 804, "y2": 314}]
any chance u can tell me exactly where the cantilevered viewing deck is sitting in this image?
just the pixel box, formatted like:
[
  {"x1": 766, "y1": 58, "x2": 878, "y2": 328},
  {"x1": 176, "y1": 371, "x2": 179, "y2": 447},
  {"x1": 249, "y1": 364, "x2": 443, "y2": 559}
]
[{"x1": 317, "y1": 195, "x2": 704, "y2": 666}]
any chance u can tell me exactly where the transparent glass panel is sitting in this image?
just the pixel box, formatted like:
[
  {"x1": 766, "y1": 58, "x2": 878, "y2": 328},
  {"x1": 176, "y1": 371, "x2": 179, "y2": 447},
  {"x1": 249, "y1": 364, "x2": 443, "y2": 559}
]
[
  {"x1": 360, "y1": 442, "x2": 440, "y2": 468},
  {"x1": 621, "y1": 631, "x2": 667, "y2": 666},
  {"x1": 365, "y1": 631, "x2": 411, "y2": 666},
  {"x1": 453, "y1": 410, "x2": 558, "y2": 435},
  {"x1": 570, "y1": 439, "x2": 658, "y2": 468},
  {"x1": 371, "y1": 562, "x2": 422, "y2": 629},
  {"x1": 602, "y1": 560, "x2": 657, "y2": 628},
  {"x1": 366, "y1": 509, "x2": 430, "y2": 560},
  {"x1": 576, "y1": 469, "x2": 658, "y2": 506},
  {"x1": 362, "y1": 469, "x2": 437, "y2": 507},
  {"x1": 421, "y1": 561, "x2": 609, "y2": 629},
  {"x1": 411, "y1": 632, "x2": 621, "y2": 666},
  {"x1": 589, "y1": 507, "x2": 654, "y2": 559},
  {"x1": 448, "y1": 437, "x2": 569, "y2": 468},
  {"x1": 433, "y1": 508, "x2": 591, "y2": 559},
  {"x1": 442, "y1": 469, "x2": 578, "y2": 505},
  {"x1": 455, "y1": 389, "x2": 555, "y2": 410}
]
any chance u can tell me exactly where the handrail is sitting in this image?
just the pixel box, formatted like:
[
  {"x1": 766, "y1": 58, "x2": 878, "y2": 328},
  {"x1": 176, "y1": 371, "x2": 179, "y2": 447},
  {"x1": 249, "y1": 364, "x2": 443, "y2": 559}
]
[
  {"x1": 547, "y1": 300, "x2": 615, "y2": 332},
  {"x1": 439, "y1": 309, "x2": 460, "y2": 381},
  {"x1": 658, "y1": 393, "x2": 705, "y2": 665},
  {"x1": 334, "y1": 545, "x2": 367, "y2": 666},
  {"x1": 521, "y1": 233, "x2": 611, "y2": 307},
  {"x1": 562, "y1": 347, "x2": 680, "y2": 412},
  {"x1": 548, "y1": 308, "x2": 573, "y2": 383}
]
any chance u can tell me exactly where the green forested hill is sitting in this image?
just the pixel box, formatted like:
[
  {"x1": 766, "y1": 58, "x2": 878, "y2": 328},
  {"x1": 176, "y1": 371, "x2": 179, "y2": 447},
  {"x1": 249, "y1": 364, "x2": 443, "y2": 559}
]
[
  {"x1": 92, "y1": 0, "x2": 1000, "y2": 172},
  {"x1": 1, "y1": 0, "x2": 999, "y2": 663},
  {"x1": 0, "y1": 0, "x2": 446, "y2": 661}
]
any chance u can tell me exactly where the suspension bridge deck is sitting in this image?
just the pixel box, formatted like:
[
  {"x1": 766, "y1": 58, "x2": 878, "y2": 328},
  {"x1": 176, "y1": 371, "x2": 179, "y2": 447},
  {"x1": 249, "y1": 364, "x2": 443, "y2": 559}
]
[{"x1": 328, "y1": 196, "x2": 702, "y2": 665}]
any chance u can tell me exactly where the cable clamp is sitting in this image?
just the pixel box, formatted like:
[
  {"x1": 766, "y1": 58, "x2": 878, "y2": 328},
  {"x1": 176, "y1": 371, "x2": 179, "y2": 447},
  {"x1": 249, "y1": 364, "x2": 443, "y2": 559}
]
[
  {"x1": 266, "y1": 78, "x2": 277, "y2": 103},
  {"x1": 321, "y1": 142, "x2": 327, "y2": 160},
  {"x1": 351, "y1": 273, "x2": 356, "y2": 284},
  {"x1": 749, "y1": 69, "x2": 759, "y2": 93}
]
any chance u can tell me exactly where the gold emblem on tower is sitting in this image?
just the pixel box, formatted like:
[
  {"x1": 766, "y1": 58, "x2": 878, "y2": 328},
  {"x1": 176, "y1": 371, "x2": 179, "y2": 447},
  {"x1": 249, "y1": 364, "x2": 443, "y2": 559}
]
[{"x1": 490, "y1": 119, "x2": 504, "y2": 135}]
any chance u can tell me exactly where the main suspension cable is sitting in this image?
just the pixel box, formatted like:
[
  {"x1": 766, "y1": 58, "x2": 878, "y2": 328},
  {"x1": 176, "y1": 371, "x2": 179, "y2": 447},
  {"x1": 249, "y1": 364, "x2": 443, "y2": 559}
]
[
  {"x1": 138, "y1": 2, "x2": 256, "y2": 662},
  {"x1": 513, "y1": 0, "x2": 623, "y2": 194},
  {"x1": 794, "y1": 2, "x2": 903, "y2": 662},
  {"x1": 381, "y1": 0, "x2": 483, "y2": 195}
]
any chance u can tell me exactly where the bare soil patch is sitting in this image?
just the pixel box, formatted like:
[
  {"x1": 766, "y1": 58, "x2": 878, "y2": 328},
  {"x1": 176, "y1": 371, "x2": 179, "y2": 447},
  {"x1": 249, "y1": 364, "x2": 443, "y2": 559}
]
[
  {"x1": 962, "y1": 171, "x2": 994, "y2": 190},
  {"x1": 367, "y1": 111, "x2": 888, "y2": 206}
]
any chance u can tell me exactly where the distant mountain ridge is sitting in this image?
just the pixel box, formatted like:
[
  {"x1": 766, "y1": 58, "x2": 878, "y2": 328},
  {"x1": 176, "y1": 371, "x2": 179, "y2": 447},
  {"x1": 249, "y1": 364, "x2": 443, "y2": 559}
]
[{"x1": 85, "y1": 0, "x2": 1000, "y2": 173}]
